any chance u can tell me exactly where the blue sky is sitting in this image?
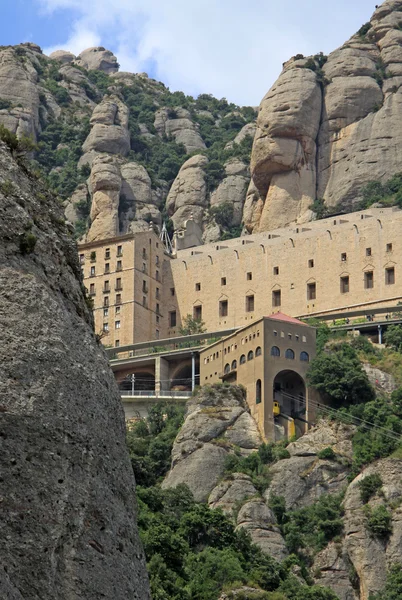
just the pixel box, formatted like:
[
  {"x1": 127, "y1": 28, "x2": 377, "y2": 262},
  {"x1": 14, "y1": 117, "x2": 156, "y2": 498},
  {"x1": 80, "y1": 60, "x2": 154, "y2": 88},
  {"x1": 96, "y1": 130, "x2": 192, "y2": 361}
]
[{"x1": 1, "y1": 0, "x2": 378, "y2": 105}]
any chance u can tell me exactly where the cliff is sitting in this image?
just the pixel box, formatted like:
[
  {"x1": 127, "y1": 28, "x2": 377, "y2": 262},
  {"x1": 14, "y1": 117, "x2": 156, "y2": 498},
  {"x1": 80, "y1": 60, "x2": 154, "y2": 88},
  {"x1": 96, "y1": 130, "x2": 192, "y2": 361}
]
[
  {"x1": 246, "y1": 0, "x2": 402, "y2": 231},
  {"x1": 0, "y1": 139, "x2": 150, "y2": 599}
]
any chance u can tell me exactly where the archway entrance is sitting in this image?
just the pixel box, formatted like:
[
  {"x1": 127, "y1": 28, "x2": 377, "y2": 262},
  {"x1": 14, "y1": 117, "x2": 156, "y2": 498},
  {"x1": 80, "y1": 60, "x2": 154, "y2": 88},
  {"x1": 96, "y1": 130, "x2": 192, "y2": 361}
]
[
  {"x1": 170, "y1": 364, "x2": 192, "y2": 391},
  {"x1": 273, "y1": 370, "x2": 306, "y2": 418}
]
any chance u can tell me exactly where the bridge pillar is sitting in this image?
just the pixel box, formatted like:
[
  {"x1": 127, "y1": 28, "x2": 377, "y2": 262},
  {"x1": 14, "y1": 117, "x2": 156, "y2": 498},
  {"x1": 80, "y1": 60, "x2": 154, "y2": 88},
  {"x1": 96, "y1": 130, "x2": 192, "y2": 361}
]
[{"x1": 156, "y1": 357, "x2": 169, "y2": 392}]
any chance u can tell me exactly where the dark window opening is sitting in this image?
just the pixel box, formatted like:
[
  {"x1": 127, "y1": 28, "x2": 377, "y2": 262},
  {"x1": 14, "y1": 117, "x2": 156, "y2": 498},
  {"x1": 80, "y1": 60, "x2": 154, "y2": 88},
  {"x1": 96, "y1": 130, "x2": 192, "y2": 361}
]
[
  {"x1": 246, "y1": 295, "x2": 255, "y2": 312},
  {"x1": 219, "y1": 300, "x2": 228, "y2": 317},
  {"x1": 272, "y1": 290, "x2": 281, "y2": 307},
  {"x1": 285, "y1": 349, "x2": 295, "y2": 359},
  {"x1": 271, "y1": 346, "x2": 280, "y2": 357},
  {"x1": 386, "y1": 267, "x2": 395, "y2": 285},
  {"x1": 365, "y1": 271, "x2": 374, "y2": 289},
  {"x1": 340, "y1": 276, "x2": 349, "y2": 294},
  {"x1": 307, "y1": 283, "x2": 316, "y2": 301},
  {"x1": 256, "y1": 379, "x2": 262, "y2": 404}
]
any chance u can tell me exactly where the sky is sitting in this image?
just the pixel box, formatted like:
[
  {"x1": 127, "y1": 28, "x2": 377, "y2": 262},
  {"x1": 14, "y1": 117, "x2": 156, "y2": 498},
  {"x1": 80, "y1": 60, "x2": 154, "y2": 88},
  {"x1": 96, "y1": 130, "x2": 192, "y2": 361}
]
[{"x1": 1, "y1": 0, "x2": 378, "y2": 105}]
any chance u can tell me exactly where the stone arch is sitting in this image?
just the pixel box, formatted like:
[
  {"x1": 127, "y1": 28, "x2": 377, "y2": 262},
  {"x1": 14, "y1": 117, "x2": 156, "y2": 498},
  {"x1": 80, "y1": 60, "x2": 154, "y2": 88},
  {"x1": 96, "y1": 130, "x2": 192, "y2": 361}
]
[{"x1": 273, "y1": 369, "x2": 306, "y2": 418}]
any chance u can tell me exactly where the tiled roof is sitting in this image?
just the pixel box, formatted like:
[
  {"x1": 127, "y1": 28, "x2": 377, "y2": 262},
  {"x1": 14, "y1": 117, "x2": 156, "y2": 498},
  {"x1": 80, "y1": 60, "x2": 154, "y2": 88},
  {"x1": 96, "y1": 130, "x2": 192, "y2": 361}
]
[{"x1": 266, "y1": 312, "x2": 308, "y2": 327}]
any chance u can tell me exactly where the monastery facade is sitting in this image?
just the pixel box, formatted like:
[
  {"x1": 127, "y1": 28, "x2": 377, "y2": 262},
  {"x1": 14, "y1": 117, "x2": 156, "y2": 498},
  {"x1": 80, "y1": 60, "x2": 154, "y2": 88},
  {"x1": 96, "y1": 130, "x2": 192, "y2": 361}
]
[{"x1": 78, "y1": 207, "x2": 402, "y2": 348}]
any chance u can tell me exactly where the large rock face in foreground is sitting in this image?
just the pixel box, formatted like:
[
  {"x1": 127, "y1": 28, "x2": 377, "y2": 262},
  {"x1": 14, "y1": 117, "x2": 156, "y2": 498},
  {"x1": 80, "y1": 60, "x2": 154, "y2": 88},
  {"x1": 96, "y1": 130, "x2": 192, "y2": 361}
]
[
  {"x1": 247, "y1": 0, "x2": 402, "y2": 231},
  {"x1": 0, "y1": 142, "x2": 150, "y2": 599}
]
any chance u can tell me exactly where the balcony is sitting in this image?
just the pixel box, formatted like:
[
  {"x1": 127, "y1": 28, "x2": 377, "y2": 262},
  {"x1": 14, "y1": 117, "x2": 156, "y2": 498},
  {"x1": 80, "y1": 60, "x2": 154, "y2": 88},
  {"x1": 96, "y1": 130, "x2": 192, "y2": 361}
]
[
  {"x1": 115, "y1": 286, "x2": 123, "y2": 292},
  {"x1": 103, "y1": 288, "x2": 110, "y2": 294}
]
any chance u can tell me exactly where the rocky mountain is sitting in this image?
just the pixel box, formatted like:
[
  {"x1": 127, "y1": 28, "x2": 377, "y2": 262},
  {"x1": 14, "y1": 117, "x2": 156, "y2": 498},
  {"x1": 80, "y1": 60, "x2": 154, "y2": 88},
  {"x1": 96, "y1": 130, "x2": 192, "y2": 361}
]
[
  {"x1": 2, "y1": 0, "x2": 402, "y2": 242},
  {"x1": 0, "y1": 43, "x2": 255, "y2": 243},
  {"x1": 246, "y1": 0, "x2": 402, "y2": 231},
  {"x1": 0, "y1": 138, "x2": 150, "y2": 599},
  {"x1": 160, "y1": 381, "x2": 402, "y2": 600}
]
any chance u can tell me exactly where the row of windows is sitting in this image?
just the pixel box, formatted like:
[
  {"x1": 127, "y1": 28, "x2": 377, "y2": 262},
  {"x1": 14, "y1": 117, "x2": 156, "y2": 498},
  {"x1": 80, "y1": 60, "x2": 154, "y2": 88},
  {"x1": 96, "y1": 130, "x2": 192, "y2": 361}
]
[
  {"x1": 191, "y1": 245, "x2": 394, "y2": 288},
  {"x1": 103, "y1": 320, "x2": 121, "y2": 332},
  {"x1": 271, "y1": 346, "x2": 309, "y2": 361},
  {"x1": 88, "y1": 278, "x2": 123, "y2": 295},
  {"x1": 142, "y1": 247, "x2": 160, "y2": 265},
  {"x1": 80, "y1": 246, "x2": 124, "y2": 264},
  {"x1": 223, "y1": 347, "x2": 263, "y2": 372},
  {"x1": 103, "y1": 294, "x2": 122, "y2": 307},
  {"x1": 103, "y1": 306, "x2": 121, "y2": 317},
  {"x1": 89, "y1": 261, "x2": 123, "y2": 277}
]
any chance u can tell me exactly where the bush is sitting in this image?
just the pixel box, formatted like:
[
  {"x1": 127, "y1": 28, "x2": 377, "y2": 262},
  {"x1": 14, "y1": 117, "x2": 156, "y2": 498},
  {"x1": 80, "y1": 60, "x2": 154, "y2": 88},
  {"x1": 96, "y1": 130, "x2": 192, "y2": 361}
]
[
  {"x1": 19, "y1": 231, "x2": 37, "y2": 254},
  {"x1": 307, "y1": 343, "x2": 375, "y2": 407},
  {"x1": 358, "y1": 473, "x2": 383, "y2": 503},
  {"x1": 364, "y1": 504, "x2": 392, "y2": 538},
  {"x1": 357, "y1": 22, "x2": 372, "y2": 37},
  {"x1": 317, "y1": 447, "x2": 336, "y2": 460},
  {"x1": 384, "y1": 325, "x2": 402, "y2": 352},
  {"x1": 210, "y1": 201, "x2": 234, "y2": 228},
  {"x1": 370, "y1": 564, "x2": 402, "y2": 600}
]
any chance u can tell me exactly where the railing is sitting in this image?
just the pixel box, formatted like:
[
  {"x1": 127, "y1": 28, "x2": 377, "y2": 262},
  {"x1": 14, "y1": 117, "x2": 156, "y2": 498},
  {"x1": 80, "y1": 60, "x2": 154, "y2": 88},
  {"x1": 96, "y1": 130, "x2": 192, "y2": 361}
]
[
  {"x1": 107, "y1": 327, "x2": 238, "y2": 362},
  {"x1": 120, "y1": 390, "x2": 192, "y2": 398}
]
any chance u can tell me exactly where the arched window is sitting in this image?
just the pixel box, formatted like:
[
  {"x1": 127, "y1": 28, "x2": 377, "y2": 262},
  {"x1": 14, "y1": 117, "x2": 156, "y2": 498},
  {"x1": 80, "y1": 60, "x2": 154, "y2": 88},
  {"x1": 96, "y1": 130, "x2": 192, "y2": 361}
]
[
  {"x1": 247, "y1": 350, "x2": 254, "y2": 361},
  {"x1": 240, "y1": 354, "x2": 246, "y2": 365},
  {"x1": 256, "y1": 379, "x2": 262, "y2": 404},
  {"x1": 271, "y1": 346, "x2": 280, "y2": 357},
  {"x1": 285, "y1": 349, "x2": 295, "y2": 360},
  {"x1": 255, "y1": 346, "x2": 262, "y2": 357},
  {"x1": 231, "y1": 360, "x2": 237, "y2": 370},
  {"x1": 224, "y1": 363, "x2": 230, "y2": 374},
  {"x1": 300, "y1": 351, "x2": 309, "y2": 362}
]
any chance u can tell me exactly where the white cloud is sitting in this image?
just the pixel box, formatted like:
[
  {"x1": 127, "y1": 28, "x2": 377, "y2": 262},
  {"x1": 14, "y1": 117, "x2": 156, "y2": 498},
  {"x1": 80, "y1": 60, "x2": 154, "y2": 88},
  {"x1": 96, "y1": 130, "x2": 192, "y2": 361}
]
[{"x1": 38, "y1": 0, "x2": 375, "y2": 105}]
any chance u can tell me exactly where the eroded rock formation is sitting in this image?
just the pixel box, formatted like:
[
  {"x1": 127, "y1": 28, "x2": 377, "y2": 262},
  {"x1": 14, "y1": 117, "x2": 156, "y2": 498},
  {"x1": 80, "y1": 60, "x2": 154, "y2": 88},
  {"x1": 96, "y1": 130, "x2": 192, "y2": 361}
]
[
  {"x1": 247, "y1": 0, "x2": 402, "y2": 232},
  {"x1": 0, "y1": 141, "x2": 150, "y2": 599}
]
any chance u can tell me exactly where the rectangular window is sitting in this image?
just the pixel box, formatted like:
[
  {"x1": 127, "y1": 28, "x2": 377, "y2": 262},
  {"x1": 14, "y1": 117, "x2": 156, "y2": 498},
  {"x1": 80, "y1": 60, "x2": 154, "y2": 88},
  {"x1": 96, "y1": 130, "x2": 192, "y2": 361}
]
[
  {"x1": 117, "y1": 245, "x2": 122, "y2": 257},
  {"x1": 195, "y1": 282, "x2": 201, "y2": 291},
  {"x1": 115, "y1": 278, "x2": 122, "y2": 291},
  {"x1": 156, "y1": 315, "x2": 160, "y2": 324},
  {"x1": 116, "y1": 260, "x2": 122, "y2": 271},
  {"x1": 364, "y1": 271, "x2": 374, "y2": 289},
  {"x1": 308, "y1": 259, "x2": 314, "y2": 268},
  {"x1": 221, "y1": 277, "x2": 226, "y2": 286},
  {"x1": 143, "y1": 296, "x2": 147, "y2": 307},
  {"x1": 156, "y1": 303, "x2": 160, "y2": 315},
  {"x1": 219, "y1": 300, "x2": 228, "y2": 317},
  {"x1": 170, "y1": 287, "x2": 175, "y2": 296},
  {"x1": 272, "y1": 290, "x2": 281, "y2": 307},
  {"x1": 90, "y1": 266, "x2": 95, "y2": 277},
  {"x1": 115, "y1": 294, "x2": 121, "y2": 305},
  {"x1": 246, "y1": 294, "x2": 255, "y2": 312},
  {"x1": 142, "y1": 248, "x2": 146, "y2": 258},
  {"x1": 385, "y1": 267, "x2": 395, "y2": 285},
  {"x1": 142, "y1": 280, "x2": 147, "y2": 293},
  {"x1": 156, "y1": 270, "x2": 160, "y2": 281},
  {"x1": 142, "y1": 263, "x2": 146, "y2": 273},
  {"x1": 366, "y1": 247, "x2": 372, "y2": 257},
  {"x1": 105, "y1": 248, "x2": 110, "y2": 260},
  {"x1": 104, "y1": 296, "x2": 109, "y2": 307},
  {"x1": 103, "y1": 308, "x2": 108, "y2": 317},
  {"x1": 89, "y1": 283, "x2": 95, "y2": 295},
  {"x1": 115, "y1": 306, "x2": 120, "y2": 314},
  {"x1": 386, "y1": 243, "x2": 393, "y2": 252},
  {"x1": 90, "y1": 251, "x2": 96, "y2": 262},
  {"x1": 307, "y1": 282, "x2": 316, "y2": 301},
  {"x1": 79, "y1": 253, "x2": 85, "y2": 264},
  {"x1": 104, "y1": 263, "x2": 110, "y2": 274},
  {"x1": 103, "y1": 323, "x2": 109, "y2": 333},
  {"x1": 341, "y1": 253, "x2": 347, "y2": 261},
  {"x1": 156, "y1": 287, "x2": 160, "y2": 299},
  {"x1": 103, "y1": 280, "x2": 110, "y2": 293},
  {"x1": 115, "y1": 340, "x2": 120, "y2": 348},
  {"x1": 156, "y1": 329, "x2": 160, "y2": 339},
  {"x1": 247, "y1": 272, "x2": 252, "y2": 281},
  {"x1": 273, "y1": 266, "x2": 279, "y2": 275},
  {"x1": 340, "y1": 276, "x2": 349, "y2": 294},
  {"x1": 156, "y1": 256, "x2": 160, "y2": 266},
  {"x1": 169, "y1": 310, "x2": 177, "y2": 327},
  {"x1": 115, "y1": 320, "x2": 120, "y2": 329},
  {"x1": 193, "y1": 305, "x2": 202, "y2": 321}
]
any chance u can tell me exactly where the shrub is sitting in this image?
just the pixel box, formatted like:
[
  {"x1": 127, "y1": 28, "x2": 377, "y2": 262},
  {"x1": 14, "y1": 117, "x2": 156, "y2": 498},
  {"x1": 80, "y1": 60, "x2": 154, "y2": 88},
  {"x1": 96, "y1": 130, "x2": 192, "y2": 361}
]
[
  {"x1": 370, "y1": 564, "x2": 402, "y2": 600},
  {"x1": 179, "y1": 314, "x2": 206, "y2": 335},
  {"x1": 19, "y1": 231, "x2": 37, "y2": 255},
  {"x1": 358, "y1": 473, "x2": 383, "y2": 503},
  {"x1": 364, "y1": 504, "x2": 392, "y2": 538},
  {"x1": 0, "y1": 98, "x2": 12, "y2": 110},
  {"x1": 210, "y1": 201, "x2": 234, "y2": 228},
  {"x1": 307, "y1": 343, "x2": 375, "y2": 407},
  {"x1": 384, "y1": 325, "x2": 402, "y2": 352},
  {"x1": 317, "y1": 447, "x2": 336, "y2": 460},
  {"x1": 358, "y1": 22, "x2": 372, "y2": 37}
]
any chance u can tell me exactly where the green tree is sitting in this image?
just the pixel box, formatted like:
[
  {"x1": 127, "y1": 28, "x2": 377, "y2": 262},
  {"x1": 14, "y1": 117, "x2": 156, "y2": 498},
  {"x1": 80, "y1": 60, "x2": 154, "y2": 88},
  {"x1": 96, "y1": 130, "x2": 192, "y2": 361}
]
[
  {"x1": 179, "y1": 314, "x2": 206, "y2": 335},
  {"x1": 307, "y1": 344, "x2": 375, "y2": 407},
  {"x1": 384, "y1": 325, "x2": 402, "y2": 352},
  {"x1": 358, "y1": 473, "x2": 383, "y2": 503},
  {"x1": 364, "y1": 504, "x2": 392, "y2": 538}
]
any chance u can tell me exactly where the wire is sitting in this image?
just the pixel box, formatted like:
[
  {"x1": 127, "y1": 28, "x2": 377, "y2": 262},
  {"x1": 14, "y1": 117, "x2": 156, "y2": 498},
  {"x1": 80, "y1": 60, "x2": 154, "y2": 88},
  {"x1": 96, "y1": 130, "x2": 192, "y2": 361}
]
[{"x1": 279, "y1": 390, "x2": 402, "y2": 444}]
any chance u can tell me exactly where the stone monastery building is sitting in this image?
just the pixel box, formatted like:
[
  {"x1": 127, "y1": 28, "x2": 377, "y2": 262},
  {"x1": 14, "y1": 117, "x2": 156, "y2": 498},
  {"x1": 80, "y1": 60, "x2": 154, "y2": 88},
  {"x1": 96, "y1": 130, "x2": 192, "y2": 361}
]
[{"x1": 78, "y1": 206, "x2": 402, "y2": 349}]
